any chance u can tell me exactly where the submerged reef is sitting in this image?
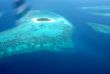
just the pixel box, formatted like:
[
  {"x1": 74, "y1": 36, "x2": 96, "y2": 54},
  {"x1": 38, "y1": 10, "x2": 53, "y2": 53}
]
[
  {"x1": 87, "y1": 22, "x2": 110, "y2": 34},
  {"x1": 87, "y1": 12, "x2": 110, "y2": 17},
  {"x1": 0, "y1": 10, "x2": 74, "y2": 58},
  {"x1": 81, "y1": 6, "x2": 110, "y2": 17},
  {"x1": 81, "y1": 6, "x2": 110, "y2": 34},
  {"x1": 81, "y1": 6, "x2": 110, "y2": 10}
]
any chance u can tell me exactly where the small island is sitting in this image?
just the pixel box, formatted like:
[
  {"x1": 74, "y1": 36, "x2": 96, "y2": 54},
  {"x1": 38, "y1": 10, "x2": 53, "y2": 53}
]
[{"x1": 37, "y1": 18, "x2": 51, "y2": 21}]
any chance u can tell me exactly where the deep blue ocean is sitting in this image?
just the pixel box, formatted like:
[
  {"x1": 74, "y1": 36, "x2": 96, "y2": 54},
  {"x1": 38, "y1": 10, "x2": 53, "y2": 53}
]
[{"x1": 0, "y1": 0, "x2": 110, "y2": 74}]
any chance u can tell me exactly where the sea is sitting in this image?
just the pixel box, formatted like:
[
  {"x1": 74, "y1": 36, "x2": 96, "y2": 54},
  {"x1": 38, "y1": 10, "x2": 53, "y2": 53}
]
[{"x1": 0, "y1": 0, "x2": 110, "y2": 74}]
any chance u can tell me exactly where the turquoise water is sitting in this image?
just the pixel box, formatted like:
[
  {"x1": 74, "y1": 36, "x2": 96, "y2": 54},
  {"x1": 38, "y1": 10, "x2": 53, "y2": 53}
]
[{"x1": 0, "y1": 0, "x2": 110, "y2": 74}]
